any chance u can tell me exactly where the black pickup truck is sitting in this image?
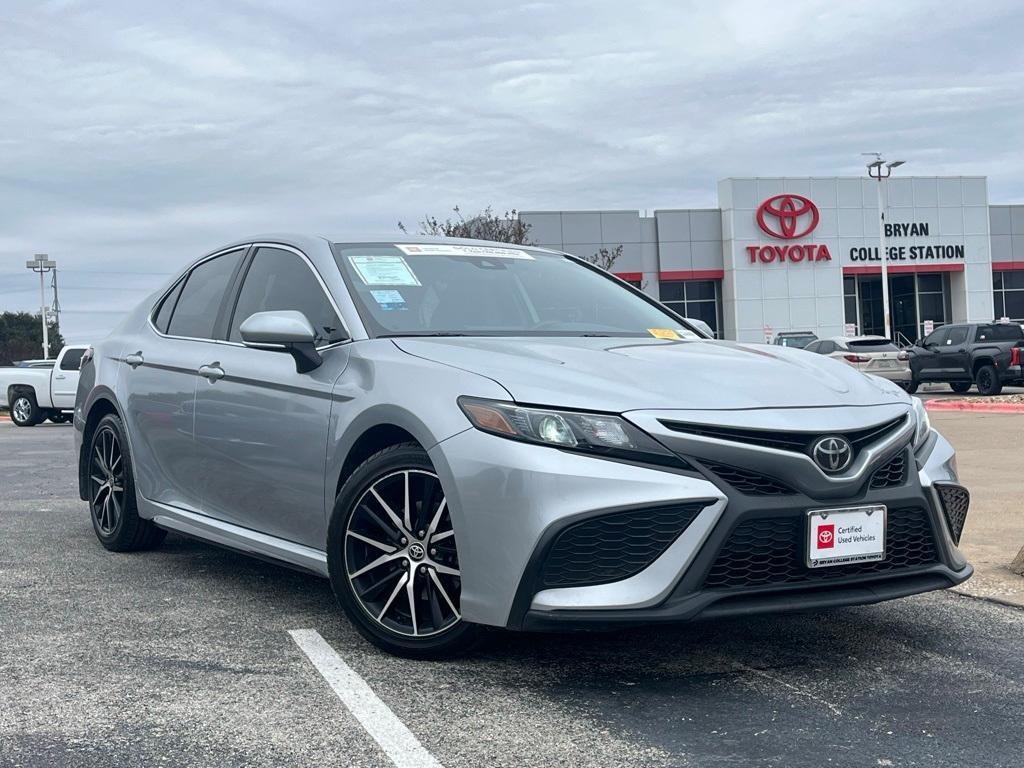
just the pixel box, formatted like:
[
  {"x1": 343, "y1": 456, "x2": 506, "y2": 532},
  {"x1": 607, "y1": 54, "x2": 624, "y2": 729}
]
[{"x1": 906, "y1": 322, "x2": 1024, "y2": 395}]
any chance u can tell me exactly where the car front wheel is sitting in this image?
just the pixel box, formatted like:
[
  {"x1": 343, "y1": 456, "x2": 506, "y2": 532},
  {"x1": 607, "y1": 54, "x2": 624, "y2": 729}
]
[
  {"x1": 327, "y1": 443, "x2": 481, "y2": 658},
  {"x1": 950, "y1": 382, "x2": 972, "y2": 394}
]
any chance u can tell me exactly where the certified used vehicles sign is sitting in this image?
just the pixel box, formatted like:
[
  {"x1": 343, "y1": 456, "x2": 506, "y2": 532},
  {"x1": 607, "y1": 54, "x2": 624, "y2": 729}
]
[{"x1": 806, "y1": 506, "x2": 886, "y2": 568}]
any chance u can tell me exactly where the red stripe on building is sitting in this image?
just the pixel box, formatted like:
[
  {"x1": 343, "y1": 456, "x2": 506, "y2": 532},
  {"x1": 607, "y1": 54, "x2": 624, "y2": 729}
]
[
  {"x1": 658, "y1": 270, "x2": 725, "y2": 281},
  {"x1": 613, "y1": 272, "x2": 643, "y2": 282},
  {"x1": 841, "y1": 264, "x2": 964, "y2": 275},
  {"x1": 992, "y1": 261, "x2": 1024, "y2": 271}
]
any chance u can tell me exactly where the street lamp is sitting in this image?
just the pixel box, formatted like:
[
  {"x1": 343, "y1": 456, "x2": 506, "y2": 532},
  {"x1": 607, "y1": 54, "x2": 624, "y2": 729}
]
[
  {"x1": 25, "y1": 253, "x2": 57, "y2": 359},
  {"x1": 864, "y1": 154, "x2": 905, "y2": 341}
]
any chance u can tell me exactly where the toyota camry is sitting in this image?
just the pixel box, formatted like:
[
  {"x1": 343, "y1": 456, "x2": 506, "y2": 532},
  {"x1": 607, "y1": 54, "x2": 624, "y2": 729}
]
[{"x1": 75, "y1": 234, "x2": 972, "y2": 658}]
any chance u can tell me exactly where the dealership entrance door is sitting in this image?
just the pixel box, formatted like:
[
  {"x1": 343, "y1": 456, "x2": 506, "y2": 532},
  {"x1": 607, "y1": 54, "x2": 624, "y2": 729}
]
[{"x1": 845, "y1": 273, "x2": 951, "y2": 344}]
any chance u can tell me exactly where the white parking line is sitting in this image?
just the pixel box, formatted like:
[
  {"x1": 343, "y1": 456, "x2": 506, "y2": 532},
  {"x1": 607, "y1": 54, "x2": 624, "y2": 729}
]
[{"x1": 289, "y1": 629, "x2": 445, "y2": 768}]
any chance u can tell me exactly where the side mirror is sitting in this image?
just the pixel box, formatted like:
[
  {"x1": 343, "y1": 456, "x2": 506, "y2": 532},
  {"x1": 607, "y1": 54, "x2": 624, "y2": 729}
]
[{"x1": 240, "y1": 310, "x2": 323, "y2": 373}]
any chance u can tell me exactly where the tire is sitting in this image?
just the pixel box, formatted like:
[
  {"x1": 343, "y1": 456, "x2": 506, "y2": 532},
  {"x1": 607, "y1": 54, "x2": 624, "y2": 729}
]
[
  {"x1": 902, "y1": 378, "x2": 919, "y2": 394},
  {"x1": 974, "y1": 365, "x2": 1003, "y2": 396},
  {"x1": 327, "y1": 442, "x2": 481, "y2": 659},
  {"x1": 9, "y1": 392, "x2": 41, "y2": 427},
  {"x1": 949, "y1": 382, "x2": 972, "y2": 394},
  {"x1": 86, "y1": 414, "x2": 166, "y2": 552}
]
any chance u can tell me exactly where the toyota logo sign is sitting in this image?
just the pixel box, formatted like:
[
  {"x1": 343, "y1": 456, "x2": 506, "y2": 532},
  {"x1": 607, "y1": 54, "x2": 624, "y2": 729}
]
[
  {"x1": 756, "y1": 194, "x2": 820, "y2": 240},
  {"x1": 810, "y1": 436, "x2": 853, "y2": 473}
]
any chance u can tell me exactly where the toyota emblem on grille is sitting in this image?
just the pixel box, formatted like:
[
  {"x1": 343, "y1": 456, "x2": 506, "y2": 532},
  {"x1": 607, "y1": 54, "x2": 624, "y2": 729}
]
[{"x1": 811, "y1": 436, "x2": 853, "y2": 473}]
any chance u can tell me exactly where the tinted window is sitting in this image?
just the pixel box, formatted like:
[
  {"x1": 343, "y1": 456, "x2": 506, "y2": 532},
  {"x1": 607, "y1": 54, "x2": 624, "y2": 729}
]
[
  {"x1": 166, "y1": 250, "x2": 244, "y2": 339},
  {"x1": 59, "y1": 348, "x2": 85, "y2": 371},
  {"x1": 976, "y1": 323, "x2": 1024, "y2": 342},
  {"x1": 803, "y1": 341, "x2": 820, "y2": 353},
  {"x1": 229, "y1": 247, "x2": 345, "y2": 346},
  {"x1": 849, "y1": 339, "x2": 898, "y2": 352},
  {"x1": 925, "y1": 327, "x2": 949, "y2": 346},
  {"x1": 820, "y1": 341, "x2": 836, "y2": 354},
  {"x1": 946, "y1": 326, "x2": 969, "y2": 345},
  {"x1": 153, "y1": 279, "x2": 185, "y2": 333}
]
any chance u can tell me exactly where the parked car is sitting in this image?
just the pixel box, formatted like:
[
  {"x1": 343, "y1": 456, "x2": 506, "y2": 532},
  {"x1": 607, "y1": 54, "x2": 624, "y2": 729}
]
[
  {"x1": 805, "y1": 336, "x2": 912, "y2": 389},
  {"x1": 906, "y1": 322, "x2": 1024, "y2": 395},
  {"x1": 1, "y1": 345, "x2": 88, "y2": 426},
  {"x1": 75, "y1": 235, "x2": 971, "y2": 658},
  {"x1": 773, "y1": 331, "x2": 817, "y2": 348}
]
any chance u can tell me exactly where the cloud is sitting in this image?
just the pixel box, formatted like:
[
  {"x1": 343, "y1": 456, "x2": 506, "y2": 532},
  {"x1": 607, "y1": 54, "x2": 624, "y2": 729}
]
[{"x1": 1, "y1": 0, "x2": 1023, "y2": 341}]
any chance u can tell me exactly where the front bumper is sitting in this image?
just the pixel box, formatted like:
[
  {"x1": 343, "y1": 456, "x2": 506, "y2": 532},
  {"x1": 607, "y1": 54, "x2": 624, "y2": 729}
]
[{"x1": 431, "y1": 410, "x2": 971, "y2": 630}]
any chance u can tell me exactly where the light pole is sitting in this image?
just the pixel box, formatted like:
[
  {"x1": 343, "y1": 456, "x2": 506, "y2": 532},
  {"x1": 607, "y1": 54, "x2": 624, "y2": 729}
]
[
  {"x1": 25, "y1": 253, "x2": 57, "y2": 359},
  {"x1": 864, "y1": 154, "x2": 905, "y2": 340}
]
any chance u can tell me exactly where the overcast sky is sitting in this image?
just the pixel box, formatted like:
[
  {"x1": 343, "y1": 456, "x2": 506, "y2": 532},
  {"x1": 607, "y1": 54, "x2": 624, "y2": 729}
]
[{"x1": 2, "y1": 0, "x2": 1023, "y2": 343}]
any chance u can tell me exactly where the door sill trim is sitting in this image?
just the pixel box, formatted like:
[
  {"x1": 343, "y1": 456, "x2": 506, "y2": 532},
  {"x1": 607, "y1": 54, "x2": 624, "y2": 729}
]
[{"x1": 141, "y1": 499, "x2": 329, "y2": 577}]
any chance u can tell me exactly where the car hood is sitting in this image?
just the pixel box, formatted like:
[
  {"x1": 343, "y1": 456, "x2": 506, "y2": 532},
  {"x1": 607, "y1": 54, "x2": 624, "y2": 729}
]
[{"x1": 392, "y1": 337, "x2": 910, "y2": 412}]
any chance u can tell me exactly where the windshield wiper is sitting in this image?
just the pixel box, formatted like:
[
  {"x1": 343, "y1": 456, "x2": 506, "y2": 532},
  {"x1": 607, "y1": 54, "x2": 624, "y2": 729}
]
[{"x1": 379, "y1": 332, "x2": 469, "y2": 338}]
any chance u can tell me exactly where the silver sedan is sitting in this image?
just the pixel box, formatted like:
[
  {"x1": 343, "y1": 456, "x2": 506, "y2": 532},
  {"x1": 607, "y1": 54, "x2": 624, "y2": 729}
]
[{"x1": 75, "y1": 235, "x2": 971, "y2": 658}]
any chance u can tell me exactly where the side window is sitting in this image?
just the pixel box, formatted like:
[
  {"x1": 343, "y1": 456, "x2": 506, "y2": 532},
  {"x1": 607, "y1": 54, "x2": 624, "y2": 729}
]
[
  {"x1": 59, "y1": 348, "x2": 85, "y2": 371},
  {"x1": 166, "y1": 250, "x2": 244, "y2": 339},
  {"x1": 946, "y1": 326, "x2": 968, "y2": 346},
  {"x1": 228, "y1": 247, "x2": 345, "y2": 346},
  {"x1": 925, "y1": 328, "x2": 949, "y2": 347},
  {"x1": 819, "y1": 341, "x2": 836, "y2": 354},
  {"x1": 153, "y1": 279, "x2": 185, "y2": 333},
  {"x1": 804, "y1": 341, "x2": 820, "y2": 354}
]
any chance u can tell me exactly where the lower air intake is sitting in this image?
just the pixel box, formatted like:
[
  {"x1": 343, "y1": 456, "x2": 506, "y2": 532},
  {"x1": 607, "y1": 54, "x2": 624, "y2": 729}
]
[
  {"x1": 935, "y1": 483, "x2": 970, "y2": 545},
  {"x1": 540, "y1": 503, "x2": 708, "y2": 588}
]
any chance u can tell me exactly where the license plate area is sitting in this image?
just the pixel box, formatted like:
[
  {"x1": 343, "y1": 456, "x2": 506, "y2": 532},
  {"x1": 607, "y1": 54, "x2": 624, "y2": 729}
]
[{"x1": 806, "y1": 505, "x2": 886, "y2": 568}]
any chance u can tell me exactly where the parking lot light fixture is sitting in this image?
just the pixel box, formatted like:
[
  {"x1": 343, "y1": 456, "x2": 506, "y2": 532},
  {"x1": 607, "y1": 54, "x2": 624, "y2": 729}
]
[
  {"x1": 25, "y1": 253, "x2": 57, "y2": 359},
  {"x1": 863, "y1": 154, "x2": 905, "y2": 341}
]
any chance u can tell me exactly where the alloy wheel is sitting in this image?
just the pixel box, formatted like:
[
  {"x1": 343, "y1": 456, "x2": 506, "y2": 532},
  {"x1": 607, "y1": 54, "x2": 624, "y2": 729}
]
[
  {"x1": 89, "y1": 426, "x2": 126, "y2": 535},
  {"x1": 344, "y1": 469, "x2": 461, "y2": 638},
  {"x1": 12, "y1": 397, "x2": 32, "y2": 424}
]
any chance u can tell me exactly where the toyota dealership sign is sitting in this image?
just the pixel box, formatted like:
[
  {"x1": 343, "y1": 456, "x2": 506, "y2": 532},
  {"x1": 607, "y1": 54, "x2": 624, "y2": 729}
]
[{"x1": 747, "y1": 194, "x2": 833, "y2": 264}]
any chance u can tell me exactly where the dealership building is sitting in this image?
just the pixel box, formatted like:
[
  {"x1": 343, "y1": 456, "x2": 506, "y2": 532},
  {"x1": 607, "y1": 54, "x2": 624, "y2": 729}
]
[{"x1": 521, "y1": 176, "x2": 1024, "y2": 342}]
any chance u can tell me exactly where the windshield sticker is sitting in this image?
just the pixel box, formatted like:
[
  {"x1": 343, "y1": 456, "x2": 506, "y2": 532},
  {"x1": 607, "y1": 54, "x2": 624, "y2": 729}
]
[
  {"x1": 395, "y1": 243, "x2": 535, "y2": 260},
  {"x1": 348, "y1": 255, "x2": 421, "y2": 286},
  {"x1": 647, "y1": 328, "x2": 681, "y2": 340},
  {"x1": 370, "y1": 289, "x2": 408, "y2": 311}
]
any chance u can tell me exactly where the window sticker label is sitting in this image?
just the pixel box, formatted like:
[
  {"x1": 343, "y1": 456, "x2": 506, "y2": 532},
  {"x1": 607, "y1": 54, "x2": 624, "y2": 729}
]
[
  {"x1": 395, "y1": 243, "x2": 534, "y2": 260},
  {"x1": 370, "y1": 289, "x2": 408, "y2": 311},
  {"x1": 348, "y1": 255, "x2": 421, "y2": 286},
  {"x1": 647, "y1": 328, "x2": 681, "y2": 340}
]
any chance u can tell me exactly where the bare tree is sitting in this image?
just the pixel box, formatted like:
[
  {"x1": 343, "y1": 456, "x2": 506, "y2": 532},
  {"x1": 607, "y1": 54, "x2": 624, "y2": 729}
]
[
  {"x1": 580, "y1": 245, "x2": 623, "y2": 272},
  {"x1": 398, "y1": 206, "x2": 533, "y2": 245}
]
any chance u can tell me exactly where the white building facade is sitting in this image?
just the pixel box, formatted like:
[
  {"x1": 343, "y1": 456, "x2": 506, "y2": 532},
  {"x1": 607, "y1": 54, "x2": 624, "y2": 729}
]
[{"x1": 522, "y1": 176, "x2": 1024, "y2": 343}]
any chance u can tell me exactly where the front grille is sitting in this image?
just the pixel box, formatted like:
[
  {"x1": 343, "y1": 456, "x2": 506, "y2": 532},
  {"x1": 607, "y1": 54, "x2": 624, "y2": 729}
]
[
  {"x1": 540, "y1": 503, "x2": 707, "y2": 588},
  {"x1": 702, "y1": 461, "x2": 795, "y2": 496},
  {"x1": 936, "y1": 484, "x2": 970, "y2": 545},
  {"x1": 703, "y1": 506, "x2": 937, "y2": 589},
  {"x1": 870, "y1": 452, "x2": 907, "y2": 488},
  {"x1": 659, "y1": 416, "x2": 907, "y2": 458}
]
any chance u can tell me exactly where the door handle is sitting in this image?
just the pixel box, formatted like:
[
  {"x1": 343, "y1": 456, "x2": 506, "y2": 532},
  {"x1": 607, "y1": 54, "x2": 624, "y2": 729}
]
[
  {"x1": 125, "y1": 351, "x2": 144, "y2": 368},
  {"x1": 198, "y1": 363, "x2": 225, "y2": 381},
  {"x1": 55, "y1": 375, "x2": 66, "y2": 380}
]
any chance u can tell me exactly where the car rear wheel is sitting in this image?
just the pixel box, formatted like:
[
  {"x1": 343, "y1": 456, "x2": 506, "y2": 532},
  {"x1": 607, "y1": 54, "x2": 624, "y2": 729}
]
[
  {"x1": 949, "y1": 382, "x2": 972, "y2": 394},
  {"x1": 327, "y1": 442, "x2": 481, "y2": 659},
  {"x1": 975, "y1": 365, "x2": 1003, "y2": 396},
  {"x1": 10, "y1": 393, "x2": 41, "y2": 427},
  {"x1": 88, "y1": 414, "x2": 166, "y2": 551}
]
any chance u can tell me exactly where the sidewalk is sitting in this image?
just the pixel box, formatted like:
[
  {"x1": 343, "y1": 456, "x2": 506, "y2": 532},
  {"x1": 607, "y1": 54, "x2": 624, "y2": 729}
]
[{"x1": 930, "y1": 410, "x2": 1024, "y2": 607}]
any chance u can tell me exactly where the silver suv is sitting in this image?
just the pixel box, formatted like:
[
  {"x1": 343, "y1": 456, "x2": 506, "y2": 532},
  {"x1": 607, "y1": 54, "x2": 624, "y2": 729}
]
[{"x1": 75, "y1": 235, "x2": 972, "y2": 658}]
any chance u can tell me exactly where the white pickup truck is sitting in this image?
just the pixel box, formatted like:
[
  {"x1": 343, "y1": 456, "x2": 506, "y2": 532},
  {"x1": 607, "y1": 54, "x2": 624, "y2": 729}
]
[{"x1": 0, "y1": 345, "x2": 89, "y2": 426}]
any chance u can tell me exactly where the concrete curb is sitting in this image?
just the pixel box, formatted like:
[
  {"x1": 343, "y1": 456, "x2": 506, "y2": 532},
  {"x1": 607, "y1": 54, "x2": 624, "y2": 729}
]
[{"x1": 924, "y1": 400, "x2": 1024, "y2": 414}]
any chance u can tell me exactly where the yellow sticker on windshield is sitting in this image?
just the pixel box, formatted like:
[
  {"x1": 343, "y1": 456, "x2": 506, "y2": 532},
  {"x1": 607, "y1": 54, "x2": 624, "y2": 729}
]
[{"x1": 648, "y1": 328, "x2": 681, "y2": 340}]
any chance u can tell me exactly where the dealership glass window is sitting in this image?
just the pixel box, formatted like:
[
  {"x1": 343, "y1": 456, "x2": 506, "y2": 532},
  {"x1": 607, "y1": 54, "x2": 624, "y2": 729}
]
[
  {"x1": 843, "y1": 277, "x2": 857, "y2": 330},
  {"x1": 659, "y1": 280, "x2": 721, "y2": 336},
  {"x1": 993, "y1": 271, "x2": 1024, "y2": 321}
]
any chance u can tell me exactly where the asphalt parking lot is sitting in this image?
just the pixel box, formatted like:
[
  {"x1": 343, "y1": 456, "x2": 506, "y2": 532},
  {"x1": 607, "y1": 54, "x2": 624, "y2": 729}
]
[{"x1": 1, "y1": 422, "x2": 1022, "y2": 768}]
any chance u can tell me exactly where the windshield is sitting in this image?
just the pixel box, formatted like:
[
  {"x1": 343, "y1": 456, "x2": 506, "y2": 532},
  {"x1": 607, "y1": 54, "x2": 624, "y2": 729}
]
[
  {"x1": 778, "y1": 335, "x2": 815, "y2": 348},
  {"x1": 333, "y1": 243, "x2": 701, "y2": 339}
]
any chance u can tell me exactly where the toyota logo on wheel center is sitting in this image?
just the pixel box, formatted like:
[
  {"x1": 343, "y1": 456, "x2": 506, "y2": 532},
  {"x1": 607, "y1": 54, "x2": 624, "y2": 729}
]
[{"x1": 757, "y1": 194, "x2": 820, "y2": 239}]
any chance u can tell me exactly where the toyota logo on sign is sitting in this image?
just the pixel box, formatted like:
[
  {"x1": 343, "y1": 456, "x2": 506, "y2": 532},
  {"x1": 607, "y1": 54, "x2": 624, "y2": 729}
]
[
  {"x1": 757, "y1": 194, "x2": 820, "y2": 239},
  {"x1": 810, "y1": 435, "x2": 853, "y2": 473}
]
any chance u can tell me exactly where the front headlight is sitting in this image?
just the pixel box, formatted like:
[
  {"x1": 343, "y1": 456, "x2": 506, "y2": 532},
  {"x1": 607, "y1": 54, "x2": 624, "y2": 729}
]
[
  {"x1": 912, "y1": 397, "x2": 932, "y2": 449},
  {"x1": 457, "y1": 397, "x2": 687, "y2": 469}
]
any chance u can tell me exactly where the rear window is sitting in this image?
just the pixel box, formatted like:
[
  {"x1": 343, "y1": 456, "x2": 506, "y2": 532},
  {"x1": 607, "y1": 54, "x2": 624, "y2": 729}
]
[
  {"x1": 848, "y1": 339, "x2": 898, "y2": 352},
  {"x1": 976, "y1": 324, "x2": 1024, "y2": 342},
  {"x1": 166, "y1": 250, "x2": 244, "y2": 339}
]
